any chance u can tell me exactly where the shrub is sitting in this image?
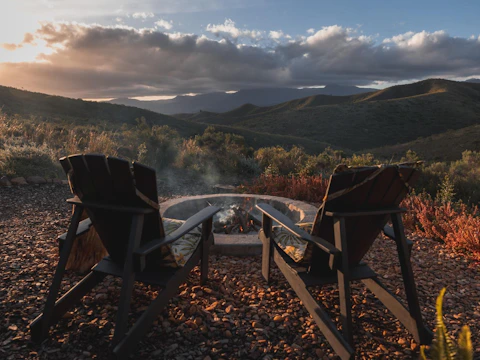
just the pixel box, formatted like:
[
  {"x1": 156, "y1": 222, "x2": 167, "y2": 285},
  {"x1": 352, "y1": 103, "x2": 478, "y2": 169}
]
[
  {"x1": 401, "y1": 193, "x2": 480, "y2": 259},
  {"x1": 0, "y1": 143, "x2": 63, "y2": 178},
  {"x1": 238, "y1": 174, "x2": 328, "y2": 203}
]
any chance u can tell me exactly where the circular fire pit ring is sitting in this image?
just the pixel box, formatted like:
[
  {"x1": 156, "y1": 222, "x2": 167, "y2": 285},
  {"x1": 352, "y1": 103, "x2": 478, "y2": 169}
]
[{"x1": 160, "y1": 193, "x2": 318, "y2": 256}]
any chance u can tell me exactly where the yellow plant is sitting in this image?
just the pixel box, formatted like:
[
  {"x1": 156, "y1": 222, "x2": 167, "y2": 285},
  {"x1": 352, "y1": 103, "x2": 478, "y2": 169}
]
[{"x1": 420, "y1": 288, "x2": 473, "y2": 360}]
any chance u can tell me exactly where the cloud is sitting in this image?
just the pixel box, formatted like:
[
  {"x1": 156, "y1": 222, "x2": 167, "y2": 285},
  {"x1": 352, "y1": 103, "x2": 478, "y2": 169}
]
[
  {"x1": 1, "y1": 22, "x2": 480, "y2": 98},
  {"x1": 1, "y1": 43, "x2": 21, "y2": 51},
  {"x1": 269, "y1": 30, "x2": 284, "y2": 40},
  {"x1": 206, "y1": 19, "x2": 264, "y2": 41},
  {"x1": 132, "y1": 12, "x2": 154, "y2": 19},
  {"x1": 155, "y1": 19, "x2": 173, "y2": 30}
]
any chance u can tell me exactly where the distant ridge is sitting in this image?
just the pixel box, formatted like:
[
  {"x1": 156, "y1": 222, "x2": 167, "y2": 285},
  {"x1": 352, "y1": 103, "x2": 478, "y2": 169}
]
[
  {"x1": 108, "y1": 85, "x2": 376, "y2": 115},
  {"x1": 0, "y1": 84, "x2": 335, "y2": 154},
  {"x1": 465, "y1": 78, "x2": 480, "y2": 83},
  {"x1": 178, "y1": 79, "x2": 480, "y2": 151}
]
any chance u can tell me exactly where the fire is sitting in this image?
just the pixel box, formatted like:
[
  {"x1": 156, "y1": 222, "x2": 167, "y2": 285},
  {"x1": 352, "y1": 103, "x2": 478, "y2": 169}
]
[{"x1": 212, "y1": 201, "x2": 262, "y2": 234}]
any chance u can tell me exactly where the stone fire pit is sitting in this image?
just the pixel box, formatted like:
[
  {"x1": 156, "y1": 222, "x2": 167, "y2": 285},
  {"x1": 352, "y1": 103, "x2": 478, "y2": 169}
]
[{"x1": 160, "y1": 194, "x2": 317, "y2": 256}]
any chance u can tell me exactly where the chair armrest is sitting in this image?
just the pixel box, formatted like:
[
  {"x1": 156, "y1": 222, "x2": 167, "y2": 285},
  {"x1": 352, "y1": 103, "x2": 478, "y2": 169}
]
[
  {"x1": 67, "y1": 197, "x2": 155, "y2": 214},
  {"x1": 324, "y1": 207, "x2": 406, "y2": 217},
  {"x1": 383, "y1": 225, "x2": 413, "y2": 249},
  {"x1": 135, "y1": 206, "x2": 221, "y2": 257},
  {"x1": 256, "y1": 203, "x2": 338, "y2": 256},
  {"x1": 57, "y1": 218, "x2": 93, "y2": 244}
]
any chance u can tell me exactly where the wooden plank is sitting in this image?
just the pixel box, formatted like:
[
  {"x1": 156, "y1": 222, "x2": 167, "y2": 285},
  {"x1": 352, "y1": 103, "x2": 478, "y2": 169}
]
[
  {"x1": 260, "y1": 228, "x2": 272, "y2": 283},
  {"x1": 256, "y1": 203, "x2": 338, "y2": 255},
  {"x1": 391, "y1": 213, "x2": 433, "y2": 344},
  {"x1": 299, "y1": 264, "x2": 376, "y2": 287},
  {"x1": 324, "y1": 207, "x2": 405, "y2": 217},
  {"x1": 132, "y1": 162, "x2": 158, "y2": 204},
  {"x1": 93, "y1": 257, "x2": 177, "y2": 287},
  {"x1": 57, "y1": 218, "x2": 93, "y2": 247},
  {"x1": 107, "y1": 157, "x2": 137, "y2": 204},
  {"x1": 84, "y1": 154, "x2": 114, "y2": 201},
  {"x1": 362, "y1": 277, "x2": 418, "y2": 337},
  {"x1": 200, "y1": 221, "x2": 213, "y2": 285},
  {"x1": 112, "y1": 233, "x2": 211, "y2": 358},
  {"x1": 113, "y1": 214, "x2": 144, "y2": 346},
  {"x1": 66, "y1": 198, "x2": 154, "y2": 214},
  {"x1": 272, "y1": 247, "x2": 354, "y2": 360},
  {"x1": 334, "y1": 217, "x2": 353, "y2": 347},
  {"x1": 38, "y1": 206, "x2": 83, "y2": 340},
  {"x1": 135, "y1": 206, "x2": 220, "y2": 256},
  {"x1": 132, "y1": 162, "x2": 165, "y2": 244},
  {"x1": 68, "y1": 155, "x2": 96, "y2": 199},
  {"x1": 30, "y1": 271, "x2": 105, "y2": 342}
]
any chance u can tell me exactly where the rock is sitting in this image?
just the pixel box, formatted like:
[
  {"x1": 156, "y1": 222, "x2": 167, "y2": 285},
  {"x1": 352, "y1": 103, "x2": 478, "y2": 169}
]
[
  {"x1": 225, "y1": 305, "x2": 234, "y2": 314},
  {"x1": 10, "y1": 177, "x2": 27, "y2": 185},
  {"x1": 52, "y1": 178, "x2": 63, "y2": 184},
  {"x1": 273, "y1": 315, "x2": 284, "y2": 322},
  {"x1": 315, "y1": 348, "x2": 324, "y2": 358},
  {"x1": 26, "y1": 176, "x2": 47, "y2": 184},
  {"x1": 62, "y1": 180, "x2": 69, "y2": 185},
  {"x1": 0, "y1": 176, "x2": 11, "y2": 187}
]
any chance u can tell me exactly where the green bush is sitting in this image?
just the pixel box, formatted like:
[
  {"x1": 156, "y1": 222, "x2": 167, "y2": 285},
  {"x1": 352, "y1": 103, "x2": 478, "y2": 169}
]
[{"x1": 0, "y1": 143, "x2": 63, "y2": 178}]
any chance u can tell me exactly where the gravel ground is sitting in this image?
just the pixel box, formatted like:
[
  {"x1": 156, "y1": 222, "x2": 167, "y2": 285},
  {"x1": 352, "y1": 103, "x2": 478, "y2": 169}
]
[{"x1": 0, "y1": 185, "x2": 479, "y2": 359}]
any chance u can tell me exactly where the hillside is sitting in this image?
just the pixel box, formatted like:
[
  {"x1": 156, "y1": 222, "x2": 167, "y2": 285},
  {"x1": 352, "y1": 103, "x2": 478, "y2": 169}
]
[
  {"x1": 0, "y1": 85, "x2": 334, "y2": 153},
  {"x1": 178, "y1": 79, "x2": 480, "y2": 151},
  {"x1": 108, "y1": 85, "x2": 376, "y2": 115},
  {"x1": 367, "y1": 124, "x2": 480, "y2": 162}
]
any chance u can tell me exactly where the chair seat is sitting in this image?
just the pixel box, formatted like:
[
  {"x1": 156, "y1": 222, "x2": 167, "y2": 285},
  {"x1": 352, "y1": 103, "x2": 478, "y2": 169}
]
[{"x1": 272, "y1": 222, "x2": 313, "y2": 263}]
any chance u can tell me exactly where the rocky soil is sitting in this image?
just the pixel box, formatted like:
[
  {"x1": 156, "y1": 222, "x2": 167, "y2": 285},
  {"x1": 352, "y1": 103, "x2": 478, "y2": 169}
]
[{"x1": 0, "y1": 185, "x2": 479, "y2": 359}]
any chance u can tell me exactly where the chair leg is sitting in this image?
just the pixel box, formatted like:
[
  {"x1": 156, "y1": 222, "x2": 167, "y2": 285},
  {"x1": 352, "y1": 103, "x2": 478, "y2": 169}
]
[
  {"x1": 30, "y1": 271, "x2": 105, "y2": 341},
  {"x1": 33, "y1": 206, "x2": 84, "y2": 342},
  {"x1": 334, "y1": 217, "x2": 354, "y2": 347},
  {"x1": 200, "y1": 219, "x2": 213, "y2": 285},
  {"x1": 272, "y1": 248, "x2": 354, "y2": 360},
  {"x1": 112, "y1": 214, "x2": 144, "y2": 347},
  {"x1": 112, "y1": 236, "x2": 204, "y2": 358},
  {"x1": 259, "y1": 230, "x2": 272, "y2": 283},
  {"x1": 391, "y1": 213, "x2": 433, "y2": 344},
  {"x1": 260, "y1": 214, "x2": 273, "y2": 284}
]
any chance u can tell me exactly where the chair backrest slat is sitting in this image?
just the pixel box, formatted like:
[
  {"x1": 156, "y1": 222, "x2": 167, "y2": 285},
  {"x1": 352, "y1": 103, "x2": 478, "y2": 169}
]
[
  {"x1": 133, "y1": 161, "x2": 165, "y2": 239},
  {"x1": 309, "y1": 164, "x2": 418, "y2": 273},
  {"x1": 68, "y1": 154, "x2": 96, "y2": 200},
  {"x1": 63, "y1": 154, "x2": 164, "y2": 265},
  {"x1": 107, "y1": 157, "x2": 137, "y2": 203},
  {"x1": 84, "y1": 154, "x2": 115, "y2": 201}
]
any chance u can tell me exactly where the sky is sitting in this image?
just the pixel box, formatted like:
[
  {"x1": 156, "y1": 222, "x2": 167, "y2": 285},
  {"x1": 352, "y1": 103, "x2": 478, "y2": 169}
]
[{"x1": 1, "y1": 0, "x2": 480, "y2": 100}]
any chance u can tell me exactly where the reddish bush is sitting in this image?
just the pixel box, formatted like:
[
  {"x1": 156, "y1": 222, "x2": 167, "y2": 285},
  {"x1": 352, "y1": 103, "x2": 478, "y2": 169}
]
[
  {"x1": 238, "y1": 174, "x2": 328, "y2": 203},
  {"x1": 402, "y1": 194, "x2": 480, "y2": 260},
  {"x1": 241, "y1": 175, "x2": 480, "y2": 260}
]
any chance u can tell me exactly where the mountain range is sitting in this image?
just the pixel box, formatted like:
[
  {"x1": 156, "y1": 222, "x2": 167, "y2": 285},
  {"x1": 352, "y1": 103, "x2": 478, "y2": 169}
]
[
  {"x1": 108, "y1": 85, "x2": 376, "y2": 115},
  {"x1": 177, "y1": 79, "x2": 480, "y2": 152},
  {"x1": 1, "y1": 78, "x2": 480, "y2": 161}
]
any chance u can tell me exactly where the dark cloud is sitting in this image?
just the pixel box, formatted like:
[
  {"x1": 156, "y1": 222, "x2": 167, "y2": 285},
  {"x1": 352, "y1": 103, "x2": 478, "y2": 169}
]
[{"x1": 1, "y1": 23, "x2": 480, "y2": 98}]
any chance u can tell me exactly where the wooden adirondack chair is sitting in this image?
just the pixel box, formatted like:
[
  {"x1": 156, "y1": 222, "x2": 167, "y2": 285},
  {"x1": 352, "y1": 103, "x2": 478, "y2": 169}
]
[
  {"x1": 29, "y1": 154, "x2": 220, "y2": 358},
  {"x1": 257, "y1": 164, "x2": 433, "y2": 359}
]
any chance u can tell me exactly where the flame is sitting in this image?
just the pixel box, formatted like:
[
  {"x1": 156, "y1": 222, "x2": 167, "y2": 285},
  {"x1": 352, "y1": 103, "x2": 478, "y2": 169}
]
[{"x1": 239, "y1": 226, "x2": 244, "y2": 232}]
